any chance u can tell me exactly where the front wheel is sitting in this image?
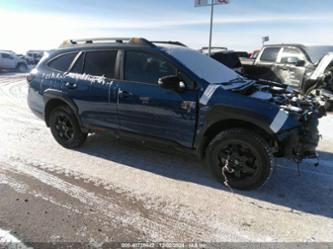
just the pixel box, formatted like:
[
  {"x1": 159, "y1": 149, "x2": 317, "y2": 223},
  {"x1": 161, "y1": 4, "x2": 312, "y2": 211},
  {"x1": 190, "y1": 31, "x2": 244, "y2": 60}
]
[
  {"x1": 206, "y1": 128, "x2": 273, "y2": 190},
  {"x1": 49, "y1": 106, "x2": 87, "y2": 148}
]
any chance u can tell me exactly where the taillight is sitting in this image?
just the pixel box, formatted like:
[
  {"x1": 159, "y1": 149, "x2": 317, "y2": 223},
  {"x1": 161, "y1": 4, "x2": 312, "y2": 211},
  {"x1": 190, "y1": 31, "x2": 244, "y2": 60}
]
[
  {"x1": 27, "y1": 68, "x2": 38, "y2": 83},
  {"x1": 26, "y1": 73, "x2": 35, "y2": 83}
]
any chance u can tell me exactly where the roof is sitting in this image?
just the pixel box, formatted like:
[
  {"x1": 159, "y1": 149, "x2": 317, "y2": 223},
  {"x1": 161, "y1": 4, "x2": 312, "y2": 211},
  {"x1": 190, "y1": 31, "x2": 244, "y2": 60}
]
[
  {"x1": 0, "y1": 50, "x2": 15, "y2": 53},
  {"x1": 263, "y1": 43, "x2": 306, "y2": 49}
]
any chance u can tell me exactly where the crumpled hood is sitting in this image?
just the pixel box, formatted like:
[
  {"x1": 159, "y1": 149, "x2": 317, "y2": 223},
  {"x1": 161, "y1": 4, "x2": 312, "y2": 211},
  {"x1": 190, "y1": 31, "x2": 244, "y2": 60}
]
[
  {"x1": 230, "y1": 80, "x2": 326, "y2": 118},
  {"x1": 310, "y1": 52, "x2": 333, "y2": 80}
]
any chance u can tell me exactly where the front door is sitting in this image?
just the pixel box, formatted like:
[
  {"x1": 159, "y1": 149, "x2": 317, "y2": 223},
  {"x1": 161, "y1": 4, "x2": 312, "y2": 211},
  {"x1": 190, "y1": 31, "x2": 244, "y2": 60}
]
[
  {"x1": 278, "y1": 47, "x2": 307, "y2": 88},
  {"x1": 117, "y1": 50, "x2": 197, "y2": 148}
]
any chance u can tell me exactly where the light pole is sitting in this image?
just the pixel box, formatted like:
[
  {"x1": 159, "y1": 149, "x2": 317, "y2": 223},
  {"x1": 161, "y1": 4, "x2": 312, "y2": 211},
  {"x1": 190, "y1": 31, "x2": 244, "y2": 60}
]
[
  {"x1": 195, "y1": 0, "x2": 230, "y2": 56},
  {"x1": 208, "y1": 3, "x2": 215, "y2": 56}
]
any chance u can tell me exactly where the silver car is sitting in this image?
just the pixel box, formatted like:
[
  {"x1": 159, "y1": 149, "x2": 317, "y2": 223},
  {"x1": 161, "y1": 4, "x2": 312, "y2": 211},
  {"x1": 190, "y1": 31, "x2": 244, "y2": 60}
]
[{"x1": 0, "y1": 51, "x2": 28, "y2": 72}]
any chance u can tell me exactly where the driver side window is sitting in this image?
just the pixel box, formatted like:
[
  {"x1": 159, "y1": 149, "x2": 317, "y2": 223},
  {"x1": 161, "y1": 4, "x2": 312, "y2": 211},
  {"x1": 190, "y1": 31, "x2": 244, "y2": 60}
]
[
  {"x1": 124, "y1": 51, "x2": 177, "y2": 84},
  {"x1": 280, "y1": 47, "x2": 305, "y2": 64}
]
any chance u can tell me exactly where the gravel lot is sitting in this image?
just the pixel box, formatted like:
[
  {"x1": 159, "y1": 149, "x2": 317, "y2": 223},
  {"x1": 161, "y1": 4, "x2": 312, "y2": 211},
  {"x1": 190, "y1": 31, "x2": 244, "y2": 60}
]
[{"x1": 0, "y1": 73, "x2": 332, "y2": 245}]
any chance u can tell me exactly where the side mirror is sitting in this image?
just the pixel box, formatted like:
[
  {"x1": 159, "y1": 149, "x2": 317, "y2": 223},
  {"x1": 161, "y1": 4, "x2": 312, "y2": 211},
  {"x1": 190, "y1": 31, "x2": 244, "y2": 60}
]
[
  {"x1": 158, "y1": 75, "x2": 186, "y2": 91},
  {"x1": 296, "y1": 59, "x2": 305, "y2": 67}
]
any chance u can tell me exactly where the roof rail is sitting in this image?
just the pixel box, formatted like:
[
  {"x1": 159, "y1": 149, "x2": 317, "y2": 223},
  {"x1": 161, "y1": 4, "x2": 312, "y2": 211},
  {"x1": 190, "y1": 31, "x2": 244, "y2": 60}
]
[
  {"x1": 201, "y1": 46, "x2": 227, "y2": 50},
  {"x1": 151, "y1": 41, "x2": 187, "y2": 47},
  {"x1": 59, "y1": 37, "x2": 188, "y2": 49},
  {"x1": 59, "y1": 37, "x2": 154, "y2": 48}
]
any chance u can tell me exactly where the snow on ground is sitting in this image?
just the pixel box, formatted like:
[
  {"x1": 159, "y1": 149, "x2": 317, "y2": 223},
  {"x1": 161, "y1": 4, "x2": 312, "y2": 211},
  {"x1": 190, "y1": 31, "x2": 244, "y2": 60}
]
[{"x1": 0, "y1": 73, "x2": 332, "y2": 243}]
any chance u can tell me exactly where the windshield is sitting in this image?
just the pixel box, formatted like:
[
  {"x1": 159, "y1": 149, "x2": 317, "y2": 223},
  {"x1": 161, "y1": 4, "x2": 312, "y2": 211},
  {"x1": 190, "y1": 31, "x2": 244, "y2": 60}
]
[
  {"x1": 161, "y1": 46, "x2": 241, "y2": 84},
  {"x1": 305, "y1": 46, "x2": 333, "y2": 64}
]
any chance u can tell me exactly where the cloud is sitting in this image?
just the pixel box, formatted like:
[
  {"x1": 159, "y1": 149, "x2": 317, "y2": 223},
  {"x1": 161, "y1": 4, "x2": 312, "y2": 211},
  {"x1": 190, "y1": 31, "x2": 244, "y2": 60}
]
[
  {"x1": 1, "y1": 8, "x2": 333, "y2": 53},
  {"x1": 1, "y1": 9, "x2": 333, "y2": 30}
]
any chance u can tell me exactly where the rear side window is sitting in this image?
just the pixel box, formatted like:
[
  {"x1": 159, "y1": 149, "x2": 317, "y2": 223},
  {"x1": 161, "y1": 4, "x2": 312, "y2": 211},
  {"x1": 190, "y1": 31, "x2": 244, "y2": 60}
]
[
  {"x1": 124, "y1": 51, "x2": 176, "y2": 84},
  {"x1": 1, "y1": 53, "x2": 14, "y2": 59},
  {"x1": 260, "y1": 47, "x2": 281, "y2": 62},
  {"x1": 83, "y1": 51, "x2": 117, "y2": 78},
  {"x1": 70, "y1": 53, "x2": 84, "y2": 74},
  {"x1": 48, "y1": 52, "x2": 77, "y2": 72}
]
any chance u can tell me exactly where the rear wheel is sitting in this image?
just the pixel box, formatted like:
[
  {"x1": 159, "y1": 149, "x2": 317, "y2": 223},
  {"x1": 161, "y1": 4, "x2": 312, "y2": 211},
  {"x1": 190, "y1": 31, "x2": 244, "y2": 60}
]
[
  {"x1": 49, "y1": 106, "x2": 87, "y2": 148},
  {"x1": 206, "y1": 128, "x2": 273, "y2": 190}
]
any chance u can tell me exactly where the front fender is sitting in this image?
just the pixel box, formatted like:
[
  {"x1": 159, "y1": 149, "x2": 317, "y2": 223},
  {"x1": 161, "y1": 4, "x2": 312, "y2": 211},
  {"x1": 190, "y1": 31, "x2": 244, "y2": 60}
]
[{"x1": 194, "y1": 89, "x2": 301, "y2": 151}]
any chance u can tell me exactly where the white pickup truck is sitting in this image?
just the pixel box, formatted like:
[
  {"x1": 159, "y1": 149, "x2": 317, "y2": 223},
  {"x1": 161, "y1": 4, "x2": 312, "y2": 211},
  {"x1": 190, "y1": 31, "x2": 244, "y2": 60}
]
[
  {"x1": 243, "y1": 44, "x2": 333, "y2": 109},
  {"x1": 0, "y1": 51, "x2": 28, "y2": 72}
]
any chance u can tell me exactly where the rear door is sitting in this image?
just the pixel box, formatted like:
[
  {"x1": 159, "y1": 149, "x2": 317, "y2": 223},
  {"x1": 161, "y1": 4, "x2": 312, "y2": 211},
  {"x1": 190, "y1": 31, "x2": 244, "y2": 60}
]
[
  {"x1": 64, "y1": 50, "x2": 119, "y2": 130},
  {"x1": 116, "y1": 50, "x2": 197, "y2": 147},
  {"x1": 45, "y1": 51, "x2": 78, "y2": 93}
]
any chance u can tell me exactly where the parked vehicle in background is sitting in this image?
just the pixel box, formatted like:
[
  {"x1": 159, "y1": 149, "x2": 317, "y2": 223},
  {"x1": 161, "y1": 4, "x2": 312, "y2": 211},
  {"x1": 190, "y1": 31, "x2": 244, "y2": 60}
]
[
  {"x1": 243, "y1": 44, "x2": 333, "y2": 109},
  {"x1": 0, "y1": 51, "x2": 28, "y2": 72},
  {"x1": 235, "y1": 51, "x2": 250, "y2": 58},
  {"x1": 27, "y1": 50, "x2": 45, "y2": 64},
  {"x1": 207, "y1": 50, "x2": 244, "y2": 74},
  {"x1": 249, "y1": 49, "x2": 260, "y2": 59},
  {"x1": 17, "y1": 54, "x2": 35, "y2": 65},
  {"x1": 244, "y1": 44, "x2": 333, "y2": 88},
  {"x1": 27, "y1": 37, "x2": 325, "y2": 190}
]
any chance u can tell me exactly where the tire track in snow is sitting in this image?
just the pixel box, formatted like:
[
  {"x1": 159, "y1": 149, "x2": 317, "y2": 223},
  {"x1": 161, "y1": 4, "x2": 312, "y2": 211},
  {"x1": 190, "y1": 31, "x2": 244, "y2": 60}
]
[{"x1": 0, "y1": 158, "x2": 231, "y2": 242}]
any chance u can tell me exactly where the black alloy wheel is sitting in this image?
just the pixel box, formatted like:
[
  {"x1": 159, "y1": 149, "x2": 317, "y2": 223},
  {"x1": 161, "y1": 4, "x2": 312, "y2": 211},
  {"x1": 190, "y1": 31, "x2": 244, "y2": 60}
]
[
  {"x1": 206, "y1": 128, "x2": 273, "y2": 190},
  {"x1": 49, "y1": 106, "x2": 87, "y2": 148}
]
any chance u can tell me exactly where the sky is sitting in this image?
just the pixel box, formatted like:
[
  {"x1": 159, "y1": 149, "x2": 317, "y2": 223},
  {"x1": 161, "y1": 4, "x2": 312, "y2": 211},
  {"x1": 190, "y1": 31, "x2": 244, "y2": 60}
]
[{"x1": 1, "y1": 0, "x2": 333, "y2": 53}]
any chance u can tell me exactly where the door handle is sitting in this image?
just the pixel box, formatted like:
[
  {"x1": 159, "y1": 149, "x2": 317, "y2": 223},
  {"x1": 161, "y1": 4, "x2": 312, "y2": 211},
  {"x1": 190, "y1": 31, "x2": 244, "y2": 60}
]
[
  {"x1": 118, "y1": 89, "x2": 132, "y2": 98},
  {"x1": 65, "y1": 82, "x2": 77, "y2": 89}
]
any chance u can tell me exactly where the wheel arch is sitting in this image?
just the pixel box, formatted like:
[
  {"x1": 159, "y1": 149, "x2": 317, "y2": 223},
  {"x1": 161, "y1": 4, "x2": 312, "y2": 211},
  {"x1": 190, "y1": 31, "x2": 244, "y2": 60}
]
[
  {"x1": 43, "y1": 91, "x2": 83, "y2": 130},
  {"x1": 197, "y1": 119, "x2": 277, "y2": 159}
]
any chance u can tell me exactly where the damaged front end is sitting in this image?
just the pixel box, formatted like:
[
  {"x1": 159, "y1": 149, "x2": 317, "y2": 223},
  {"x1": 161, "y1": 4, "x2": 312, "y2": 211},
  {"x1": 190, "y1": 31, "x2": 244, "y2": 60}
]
[{"x1": 234, "y1": 80, "x2": 326, "y2": 162}]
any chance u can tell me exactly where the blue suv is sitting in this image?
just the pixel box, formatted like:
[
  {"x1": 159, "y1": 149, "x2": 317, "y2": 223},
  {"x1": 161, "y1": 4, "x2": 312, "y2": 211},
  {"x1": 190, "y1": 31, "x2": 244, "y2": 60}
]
[{"x1": 27, "y1": 38, "x2": 325, "y2": 190}]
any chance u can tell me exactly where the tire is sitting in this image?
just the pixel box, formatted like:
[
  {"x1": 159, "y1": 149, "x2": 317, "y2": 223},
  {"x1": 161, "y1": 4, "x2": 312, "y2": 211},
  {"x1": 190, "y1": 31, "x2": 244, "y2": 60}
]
[
  {"x1": 17, "y1": 63, "x2": 28, "y2": 72},
  {"x1": 206, "y1": 128, "x2": 273, "y2": 190},
  {"x1": 49, "y1": 105, "x2": 87, "y2": 148}
]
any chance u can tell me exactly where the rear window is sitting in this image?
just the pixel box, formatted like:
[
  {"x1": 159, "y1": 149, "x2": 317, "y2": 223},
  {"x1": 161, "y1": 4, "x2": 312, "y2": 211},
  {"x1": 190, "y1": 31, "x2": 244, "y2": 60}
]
[
  {"x1": 48, "y1": 52, "x2": 77, "y2": 72},
  {"x1": 260, "y1": 47, "x2": 281, "y2": 62},
  {"x1": 83, "y1": 51, "x2": 117, "y2": 78}
]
